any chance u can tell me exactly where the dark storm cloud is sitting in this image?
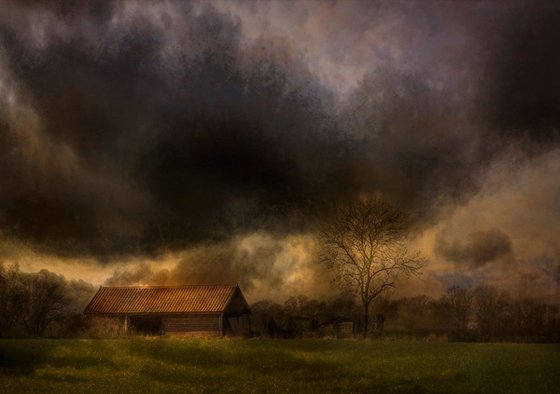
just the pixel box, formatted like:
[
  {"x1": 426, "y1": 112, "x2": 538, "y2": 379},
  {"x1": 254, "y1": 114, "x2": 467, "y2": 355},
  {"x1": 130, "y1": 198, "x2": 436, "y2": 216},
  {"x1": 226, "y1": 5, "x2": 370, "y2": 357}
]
[
  {"x1": 0, "y1": 1, "x2": 348, "y2": 258},
  {"x1": 1, "y1": 0, "x2": 559, "y2": 265},
  {"x1": 343, "y1": 67, "x2": 481, "y2": 222},
  {"x1": 435, "y1": 230, "x2": 513, "y2": 268},
  {"x1": 485, "y1": 1, "x2": 560, "y2": 141}
]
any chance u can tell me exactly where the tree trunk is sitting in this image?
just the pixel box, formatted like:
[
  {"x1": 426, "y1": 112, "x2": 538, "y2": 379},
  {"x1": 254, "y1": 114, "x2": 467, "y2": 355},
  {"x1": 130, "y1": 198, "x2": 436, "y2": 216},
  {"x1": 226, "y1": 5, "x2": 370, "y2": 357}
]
[{"x1": 363, "y1": 302, "x2": 369, "y2": 339}]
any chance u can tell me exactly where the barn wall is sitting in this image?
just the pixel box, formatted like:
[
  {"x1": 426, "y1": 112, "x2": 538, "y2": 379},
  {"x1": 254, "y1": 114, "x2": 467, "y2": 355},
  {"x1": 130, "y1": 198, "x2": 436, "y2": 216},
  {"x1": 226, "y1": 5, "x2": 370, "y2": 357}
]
[
  {"x1": 163, "y1": 314, "x2": 221, "y2": 336},
  {"x1": 86, "y1": 316, "x2": 127, "y2": 338},
  {"x1": 225, "y1": 314, "x2": 251, "y2": 336}
]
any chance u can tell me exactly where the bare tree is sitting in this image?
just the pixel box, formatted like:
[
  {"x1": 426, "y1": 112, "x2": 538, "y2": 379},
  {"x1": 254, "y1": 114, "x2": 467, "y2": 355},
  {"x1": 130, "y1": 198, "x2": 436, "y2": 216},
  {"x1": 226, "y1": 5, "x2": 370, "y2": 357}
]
[
  {"x1": 317, "y1": 197, "x2": 425, "y2": 337},
  {"x1": 512, "y1": 298, "x2": 546, "y2": 337},
  {"x1": 23, "y1": 270, "x2": 67, "y2": 336},
  {"x1": 446, "y1": 285, "x2": 473, "y2": 330},
  {"x1": 473, "y1": 285, "x2": 509, "y2": 338},
  {"x1": 0, "y1": 263, "x2": 28, "y2": 336}
]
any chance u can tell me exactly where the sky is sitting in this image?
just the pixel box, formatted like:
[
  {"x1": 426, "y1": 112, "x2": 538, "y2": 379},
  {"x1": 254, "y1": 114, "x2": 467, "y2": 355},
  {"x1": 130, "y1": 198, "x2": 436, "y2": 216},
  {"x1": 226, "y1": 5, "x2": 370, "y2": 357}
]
[{"x1": 0, "y1": 0, "x2": 559, "y2": 303}]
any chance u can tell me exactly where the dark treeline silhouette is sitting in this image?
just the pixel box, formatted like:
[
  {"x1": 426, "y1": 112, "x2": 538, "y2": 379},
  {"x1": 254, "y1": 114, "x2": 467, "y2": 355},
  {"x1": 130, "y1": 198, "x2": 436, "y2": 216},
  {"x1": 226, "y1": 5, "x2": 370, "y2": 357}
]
[
  {"x1": 251, "y1": 295, "x2": 362, "y2": 338},
  {"x1": 251, "y1": 287, "x2": 560, "y2": 342},
  {"x1": 0, "y1": 263, "x2": 95, "y2": 337}
]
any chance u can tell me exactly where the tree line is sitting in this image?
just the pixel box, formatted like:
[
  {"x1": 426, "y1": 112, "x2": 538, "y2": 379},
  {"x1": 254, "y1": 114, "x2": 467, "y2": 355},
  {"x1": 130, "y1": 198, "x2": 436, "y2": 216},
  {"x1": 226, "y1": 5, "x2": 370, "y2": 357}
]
[
  {"x1": 0, "y1": 263, "x2": 95, "y2": 337},
  {"x1": 1, "y1": 261, "x2": 558, "y2": 341},
  {"x1": 250, "y1": 286, "x2": 559, "y2": 342}
]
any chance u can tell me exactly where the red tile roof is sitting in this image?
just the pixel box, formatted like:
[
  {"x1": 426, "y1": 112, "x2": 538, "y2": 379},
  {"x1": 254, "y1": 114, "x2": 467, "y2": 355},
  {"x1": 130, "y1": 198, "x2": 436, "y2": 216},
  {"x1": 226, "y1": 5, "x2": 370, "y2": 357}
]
[{"x1": 84, "y1": 285, "x2": 241, "y2": 315}]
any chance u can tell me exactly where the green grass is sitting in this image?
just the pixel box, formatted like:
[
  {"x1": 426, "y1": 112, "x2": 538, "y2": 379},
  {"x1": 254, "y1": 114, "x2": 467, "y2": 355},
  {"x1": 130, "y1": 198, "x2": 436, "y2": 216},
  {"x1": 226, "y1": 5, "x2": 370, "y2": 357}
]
[{"x1": 0, "y1": 339, "x2": 559, "y2": 393}]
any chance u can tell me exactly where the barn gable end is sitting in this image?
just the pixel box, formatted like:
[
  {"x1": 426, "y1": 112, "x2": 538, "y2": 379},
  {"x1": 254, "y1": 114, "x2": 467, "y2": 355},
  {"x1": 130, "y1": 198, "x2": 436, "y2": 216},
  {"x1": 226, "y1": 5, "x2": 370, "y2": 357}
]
[{"x1": 224, "y1": 286, "x2": 251, "y2": 314}]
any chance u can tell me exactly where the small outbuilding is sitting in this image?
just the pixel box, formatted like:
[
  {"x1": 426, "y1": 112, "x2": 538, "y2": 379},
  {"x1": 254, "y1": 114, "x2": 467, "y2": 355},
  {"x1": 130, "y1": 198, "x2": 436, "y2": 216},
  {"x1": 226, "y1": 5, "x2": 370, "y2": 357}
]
[{"x1": 84, "y1": 284, "x2": 251, "y2": 336}]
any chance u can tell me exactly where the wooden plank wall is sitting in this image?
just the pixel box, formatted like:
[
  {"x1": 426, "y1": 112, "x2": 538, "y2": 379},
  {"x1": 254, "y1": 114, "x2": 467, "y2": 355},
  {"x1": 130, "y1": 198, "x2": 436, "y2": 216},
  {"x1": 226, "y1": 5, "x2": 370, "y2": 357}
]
[{"x1": 163, "y1": 314, "x2": 220, "y2": 334}]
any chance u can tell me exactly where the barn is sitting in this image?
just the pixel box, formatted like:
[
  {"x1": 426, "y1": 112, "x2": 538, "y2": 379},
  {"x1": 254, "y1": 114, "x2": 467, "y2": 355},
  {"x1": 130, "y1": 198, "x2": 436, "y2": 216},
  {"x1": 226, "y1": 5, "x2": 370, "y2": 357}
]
[{"x1": 83, "y1": 284, "x2": 251, "y2": 336}]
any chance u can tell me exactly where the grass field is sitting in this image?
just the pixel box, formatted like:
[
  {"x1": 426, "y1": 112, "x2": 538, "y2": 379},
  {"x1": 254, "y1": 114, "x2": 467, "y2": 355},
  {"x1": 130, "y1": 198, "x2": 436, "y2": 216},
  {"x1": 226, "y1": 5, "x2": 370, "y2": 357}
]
[{"x1": 0, "y1": 338, "x2": 559, "y2": 393}]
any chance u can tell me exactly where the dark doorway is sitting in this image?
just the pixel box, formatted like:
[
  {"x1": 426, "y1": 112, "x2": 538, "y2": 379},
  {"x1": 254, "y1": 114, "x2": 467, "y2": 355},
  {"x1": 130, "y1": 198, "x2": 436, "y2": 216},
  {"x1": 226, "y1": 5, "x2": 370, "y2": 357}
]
[{"x1": 130, "y1": 316, "x2": 162, "y2": 335}]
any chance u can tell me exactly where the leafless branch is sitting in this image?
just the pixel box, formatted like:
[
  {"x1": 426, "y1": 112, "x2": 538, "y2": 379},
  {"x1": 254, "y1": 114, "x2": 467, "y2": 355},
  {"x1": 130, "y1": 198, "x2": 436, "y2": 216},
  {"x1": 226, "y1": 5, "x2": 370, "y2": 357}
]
[{"x1": 317, "y1": 196, "x2": 425, "y2": 337}]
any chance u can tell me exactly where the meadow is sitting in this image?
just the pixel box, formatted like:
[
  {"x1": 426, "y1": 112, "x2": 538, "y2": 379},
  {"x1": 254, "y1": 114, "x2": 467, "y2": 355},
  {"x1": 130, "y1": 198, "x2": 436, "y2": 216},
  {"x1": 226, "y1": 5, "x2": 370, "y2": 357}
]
[{"x1": 0, "y1": 338, "x2": 559, "y2": 393}]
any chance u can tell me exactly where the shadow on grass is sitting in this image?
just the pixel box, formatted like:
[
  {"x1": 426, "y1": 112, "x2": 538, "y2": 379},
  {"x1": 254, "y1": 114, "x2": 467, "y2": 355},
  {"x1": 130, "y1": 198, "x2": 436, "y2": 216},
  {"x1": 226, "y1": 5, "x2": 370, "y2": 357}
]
[
  {"x1": 0, "y1": 339, "x2": 52, "y2": 376},
  {"x1": 0, "y1": 339, "x2": 118, "y2": 378},
  {"x1": 124, "y1": 339, "x2": 433, "y2": 393}
]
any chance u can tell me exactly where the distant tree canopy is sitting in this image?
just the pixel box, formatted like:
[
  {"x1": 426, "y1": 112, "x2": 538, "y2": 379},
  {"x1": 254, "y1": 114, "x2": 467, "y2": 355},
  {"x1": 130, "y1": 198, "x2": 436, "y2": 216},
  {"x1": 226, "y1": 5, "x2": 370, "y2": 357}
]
[
  {"x1": 316, "y1": 196, "x2": 425, "y2": 337},
  {"x1": 446, "y1": 285, "x2": 474, "y2": 330},
  {"x1": 0, "y1": 263, "x2": 95, "y2": 337},
  {"x1": 1, "y1": 262, "x2": 557, "y2": 341},
  {"x1": 250, "y1": 285, "x2": 560, "y2": 342}
]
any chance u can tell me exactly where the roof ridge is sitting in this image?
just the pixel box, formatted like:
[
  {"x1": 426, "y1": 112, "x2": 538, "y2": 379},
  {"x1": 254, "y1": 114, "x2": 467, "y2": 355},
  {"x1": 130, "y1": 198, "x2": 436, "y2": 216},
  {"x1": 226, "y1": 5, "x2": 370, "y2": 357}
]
[{"x1": 100, "y1": 284, "x2": 237, "y2": 289}]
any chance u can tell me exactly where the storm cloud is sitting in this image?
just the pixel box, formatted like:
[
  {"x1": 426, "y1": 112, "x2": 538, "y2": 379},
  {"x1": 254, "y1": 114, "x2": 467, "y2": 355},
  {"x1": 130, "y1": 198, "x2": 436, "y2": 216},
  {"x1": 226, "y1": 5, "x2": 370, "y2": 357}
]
[
  {"x1": 484, "y1": 0, "x2": 560, "y2": 141},
  {"x1": 0, "y1": 1, "x2": 345, "y2": 257},
  {"x1": 435, "y1": 230, "x2": 513, "y2": 268},
  {"x1": 0, "y1": 1, "x2": 559, "y2": 300}
]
